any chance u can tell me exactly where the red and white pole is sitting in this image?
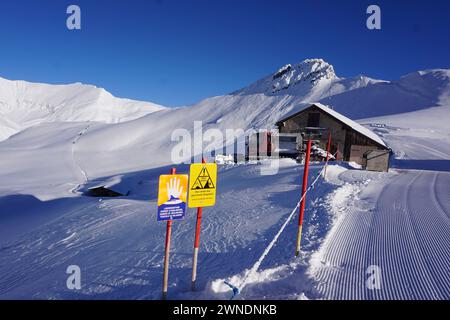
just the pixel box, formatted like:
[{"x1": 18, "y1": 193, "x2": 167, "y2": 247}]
[
  {"x1": 162, "y1": 167, "x2": 176, "y2": 300},
  {"x1": 191, "y1": 157, "x2": 206, "y2": 291},
  {"x1": 324, "y1": 131, "x2": 332, "y2": 179},
  {"x1": 296, "y1": 139, "x2": 312, "y2": 256}
]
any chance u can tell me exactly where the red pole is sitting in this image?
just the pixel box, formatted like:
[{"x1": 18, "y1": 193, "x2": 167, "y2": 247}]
[
  {"x1": 162, "y1": 167, "x2": 176, "y2": 300},
  {"x1": 296, "y1": 139, "x2": 312, "y2": 256},
  {"x1": 324, "y1": 131, "x2": 332, "y2": 179},
  {"x1": 326, "y1": 131, "x2": 332, "y2": 163},
  {"x1": 191, "y1": 157, "x2": 205, "y2": 290}
]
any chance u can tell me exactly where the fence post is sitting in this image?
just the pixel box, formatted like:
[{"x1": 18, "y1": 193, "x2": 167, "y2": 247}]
[
  {"x1": 162, "y1": 167, "x2": 176, "y2": 300},
  {"x1": 296, "y1": 139, "x2": 312, "y2": 256}
]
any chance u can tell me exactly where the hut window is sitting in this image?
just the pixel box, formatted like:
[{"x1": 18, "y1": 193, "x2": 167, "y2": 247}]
[{"x1": 307, "y1": 113, "x2": 320, "y2": 127}]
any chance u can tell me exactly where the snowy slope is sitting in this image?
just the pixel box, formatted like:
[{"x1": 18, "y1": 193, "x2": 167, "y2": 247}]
[
  {"x1": 0, "y1": 59, "x2": 449, "y2": 300},
  {"x1": 1, "y1": 160, "x2": 447, "y2": 300},
  {"x1": 0, "y1": 116, "x2": 19, "y2": 140},
  {"x1": 320, "y1": 69, "x2": 450, "y2": 119},
  {"x1": 0, "y1": 77, "x2": 166, "y2": 140},
  {"x1": 1, "y1": 59, "x2": 450, "y2": 199},
  {"x1": 70, "y1": 63, "x2": 449, "y2": 179},
  {"x1": 359, "y1": 104, "x2": 450, "y2": 171},
  {"x1": 0, "y1": 160, "x2": 318, "y2": 299}
]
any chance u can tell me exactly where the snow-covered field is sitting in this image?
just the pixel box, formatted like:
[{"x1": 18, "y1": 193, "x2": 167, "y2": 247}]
[
  {"x1": 1, "y1": 159, "x2": 447, "y2": 300},
  {"x1": 0, "y1": 160, "x2": 331, "y2": 299},
  {"x1": 0, "y1": 59, "x2": 449, "y2": 299}
]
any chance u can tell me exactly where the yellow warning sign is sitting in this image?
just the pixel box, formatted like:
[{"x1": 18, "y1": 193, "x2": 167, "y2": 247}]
[{"x1": 188, "y1": 163, "x2": 217, "y2": 208}]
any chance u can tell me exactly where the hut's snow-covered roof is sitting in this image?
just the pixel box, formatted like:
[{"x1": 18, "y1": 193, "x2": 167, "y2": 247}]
[{"x1": 277, "y1": 103, "x2": 387, "y2": 148}]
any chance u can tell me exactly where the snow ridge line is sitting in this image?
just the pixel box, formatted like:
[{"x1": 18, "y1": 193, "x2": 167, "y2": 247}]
[{"x1": 232, "y1": 163, "x2": 328, "y2": 299}]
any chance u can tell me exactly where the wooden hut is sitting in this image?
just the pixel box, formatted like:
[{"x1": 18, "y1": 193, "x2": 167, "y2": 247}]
[{"x1": 275, "y1": 103, "x2": 390, "y2": 171}]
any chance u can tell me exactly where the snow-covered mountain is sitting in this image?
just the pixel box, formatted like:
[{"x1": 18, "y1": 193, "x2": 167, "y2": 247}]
[
  {"x1": 1, "y1": 59, "x2": 450, "y2": 300},
  {"x1": 1, "y1": 59, "x2": 449, "y2": 143},
  {"x1": 321, "y1": 68, "x2": 450, "y2": 118},
  {"x1": 0, "y1": 77, "x2": 166, "y2": 140},
  {"x1": 238, "y1": 58, "x2": 383, "y2": 97},
  {"x1": 0, "y1": 58, "x2": 449, "y2": 194}
]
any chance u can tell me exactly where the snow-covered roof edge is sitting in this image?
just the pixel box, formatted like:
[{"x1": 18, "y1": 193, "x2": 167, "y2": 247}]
[{"x1": 277, "y1": 102, "x2": 387, "y2": 148}]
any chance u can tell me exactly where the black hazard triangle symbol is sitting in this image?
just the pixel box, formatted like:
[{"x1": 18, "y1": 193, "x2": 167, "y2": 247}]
[{"x1": 191, "y1": 166, "x2": 215, "y2": 190}]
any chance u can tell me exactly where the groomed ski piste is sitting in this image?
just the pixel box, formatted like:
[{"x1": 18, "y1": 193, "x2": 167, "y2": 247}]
[
  {"x1": 0, "y1": 60, "x2": 449, "y2": 300},
  {"x1": 0, "y1": 126, "x2": 449, "y2": 299}
]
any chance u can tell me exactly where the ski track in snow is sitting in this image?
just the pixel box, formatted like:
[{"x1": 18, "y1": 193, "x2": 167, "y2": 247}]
[
  {"x1": 69, "y1": 124, "x2": 91, "y2": 194},
  {"x1": 311, "y1": 170, "x2": 450, "y2": 300}
]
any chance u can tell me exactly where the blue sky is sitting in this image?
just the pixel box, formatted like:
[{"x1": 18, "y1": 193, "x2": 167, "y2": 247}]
[{"x1": 0, "y1": 0, "x2": 449, "y2": 107}]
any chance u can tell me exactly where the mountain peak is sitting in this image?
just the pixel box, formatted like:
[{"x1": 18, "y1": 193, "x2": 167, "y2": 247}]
[
  {"x1": 238, "y1": 58, "x2": 338, "y2": 95},
  {"x1": 273, "y1": 59, "x2": 336, "y2": 80},
  {"x1": 272, "y1": 59, "x2": 337, "y2": 92}
]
